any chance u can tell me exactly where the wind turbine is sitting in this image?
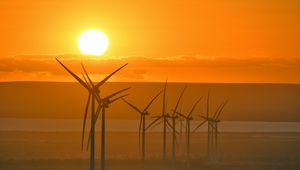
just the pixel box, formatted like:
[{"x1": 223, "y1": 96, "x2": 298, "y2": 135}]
[
  {"x1": 210, "y1": 100, "x2": 228, "y2": 160},
  {"x1": 169, "y1": 86, "x2": 186, "y2": 170},
  {"x1": 81, "y1": 64, "x2": 130, "y2": 170},
  {"x1": 85, "y1": 88, "x2": 130, "y2": 150},
  {"x1": 192, "y1": 91, "x2": 228, "y2": 161},
  {"x1": 192, "y1": 91, "x2": 213, "y2": 160},
  {"x1": 96, "y1": 89, "x2": 130, "y2": 170},
  {"x1": 146, "y1": 79, "x2": 172, "y2": 162},
  {"x1": 56, "y1": 59, "x2": 127, "y2": 170},
  {"x1": 176, "y1": 96, "x2": 202, "y2": 166},
  {"x1": 121, "y1": 90, "x2": 162, "y2": 169}
]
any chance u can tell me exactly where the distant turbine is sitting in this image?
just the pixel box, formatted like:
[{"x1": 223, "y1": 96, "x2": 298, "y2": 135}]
[
  {"x1": 122, "y1": 90, "x2": 162, "y2": 169},
  {"x1": 169, "y1": 86, "x2": 186, "y2": 170},
  {"x1": 146, "y1": 79, "x2": 172, "y2": 162},
  {"x1": 193, "y1": 91, "x2": 228, "y2": 161},
  {"x1": 176, "y1": 96, "x2": 202, "y2": 167},
  {"x1": 210, "y1": 100, "x2": 229, "y2": 159}
]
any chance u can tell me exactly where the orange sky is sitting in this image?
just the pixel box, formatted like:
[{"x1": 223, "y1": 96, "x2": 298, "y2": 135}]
[{"x1": 0, "y1": 0, "x2": 299, "y2": 83}]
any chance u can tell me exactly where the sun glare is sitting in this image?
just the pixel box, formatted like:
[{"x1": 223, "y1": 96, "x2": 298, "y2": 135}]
[{"x1": 78, "y1": 30, "x2": 109, "y2": 56}]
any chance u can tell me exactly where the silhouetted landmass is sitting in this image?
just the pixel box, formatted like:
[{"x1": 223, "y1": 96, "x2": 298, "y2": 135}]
[{"x1": 0, "y1": 82, "x2": 299, "y2": 121}]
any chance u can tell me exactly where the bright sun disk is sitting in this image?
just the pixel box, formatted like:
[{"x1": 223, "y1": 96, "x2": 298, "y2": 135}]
[{"x1": 78, "y1": 30, "x2": 109, "y2": 56}]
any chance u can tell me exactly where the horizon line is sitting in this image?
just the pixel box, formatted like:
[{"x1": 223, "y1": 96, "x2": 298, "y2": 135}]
[{"x1": 1, "y1": 80, "x2": 300, "y2": 85}]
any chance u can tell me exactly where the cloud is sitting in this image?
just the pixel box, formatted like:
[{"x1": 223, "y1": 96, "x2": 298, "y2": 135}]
[{"x1": 0, "y1": 54, "x2": 299, "y2": 83}]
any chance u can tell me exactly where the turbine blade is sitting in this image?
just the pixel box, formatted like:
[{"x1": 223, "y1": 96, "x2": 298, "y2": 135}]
[
  {"x1": 95, "y1": 63, "x2": 128, "y2": 89},
  {"x1": 192, "y1": 120, "x2": 207, "y2": 133},
  {"x1": 109, "y1": 94, "x2": 130, "y2": 104},
  {"x1": 81, "y1": 72, "x2": 91, "y2": 89},
  {"x1": 199, "y1": 115, "x2": 208, "y2": 120},
  {"x1": 86, "y1": 128, "x2": 92, "y2": 151},
  {"x1": 177, "y1": 112, "x2": 188, "y2": 119},
  {"x1": 85, "y1": 104, "x2": 102, "y2": 151},
  {"x1": 166, "y1": 119, "x2": 173, "y2": 129},
  {"x1": 212, "y1": 105, "x2": 222, "y2": 120},
  {"x1": 179, "y1": 103, "x2": 183, "y2": 114},
  {"x1": 122, "y1": 98, "x2": 142, "y2": 114},
  {"x1": 148, "y1": 119, "x2": 163, "y2": 131},
  {"x1": 212, "y1": 100, "x2": 226, "y2": 120},
  {"x1": 138, "y1": 115, "x2": 142, "y2": 150},
  {"x1": 162, "y1": 79, "x2": 167, "y2": 115},
  {"x1": 188, "y1": 96, "x2": 203, "y2": 118},
  {"x1": 172, "y1": 86, "x2": 186, "y2": 116},
  {"x1": 103, "y1": 87, "x2": 131, "y2": 101},
  {"x1": 86, "y1": 105, "x2": 102, "y2": 151},
  {"x1": 206, "y1": 90, "x2": 210, "y2": 118},
  {"x1": 81, "y1": 92, "x2": 91, "y2": 150},
  {"x1": 143, "y1": 90, "x2": 163, "y2": 113},
  {"x1": 81, "y1": 63, "x2": 95, "y2": 88},
  {"x1": 166, "y1": 124, "x2": 171, "y2": 132},
  {"x1": 215, "y1": 100, "x2": 229, "y2": 120},
  {"x1": 94, "y1": 93, "x2": 101, "y2": 104},
  {"x1": 56, "y1": 58, "x2": 89, "y2": 90},
  {"x1": 145, "y1": 116, "x2": 162, "y2": 131}
]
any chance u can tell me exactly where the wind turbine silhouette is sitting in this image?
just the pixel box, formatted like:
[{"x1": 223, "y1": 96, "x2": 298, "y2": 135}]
[
  {"x1": 56, "y1": 59, "x2": 127, "y2": 170},
  {"x1": 122, "y1": 90, "x2": 162, "y2": 169},
  {"x1": 193, "y1": 91, "x2": 228, "y2": 161},
  {"x1": 209, "y1": 100, "x2": 229, "y2": 160},
  {"x1": 169, "y1": 86, "x2": 186, "y2": 170},
  {"x1": 85, "y1": 87, "x2": 131, "y2": 150},
  {"x1": 81, "y1": 65, "x2": 130, "y2": 170},
  {"x1": 146, "y1": 79, "x2": 172, "y2": 163},
  {"x1": 176, "y1": 96, "x2": 202, "y2": 167},
  {"x1": 97, "y1": 89, "x2": 130, "y2": 170}
]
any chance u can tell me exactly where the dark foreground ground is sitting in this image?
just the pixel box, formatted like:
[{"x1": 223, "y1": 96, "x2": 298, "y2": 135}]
[
  {"x1": 2, "y1": 159, "x2": 300, "y2": 170},
  {"x1": 0, "y1": 131, "x2": 300, "y2": 169}
]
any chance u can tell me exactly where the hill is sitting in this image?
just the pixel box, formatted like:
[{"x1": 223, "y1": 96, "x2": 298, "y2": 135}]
[{"x1": 0, "y1": 82, "x2": 299, "y2": 121}]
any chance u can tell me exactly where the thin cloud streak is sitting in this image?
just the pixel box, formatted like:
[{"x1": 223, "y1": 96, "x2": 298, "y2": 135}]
[{"x1": 0, "y1": 55, "x2": 299, "y2": 83}]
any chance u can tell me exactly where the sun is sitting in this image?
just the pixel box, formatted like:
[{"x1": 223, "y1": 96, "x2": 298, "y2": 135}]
[{"x1": 78, "y1": 30, "x2": 109, "y2": 56}]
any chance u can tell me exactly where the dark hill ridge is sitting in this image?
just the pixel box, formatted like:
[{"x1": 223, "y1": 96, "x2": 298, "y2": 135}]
[{"x1": 0, "y1": 82, "x2": 299, "y2": 121}]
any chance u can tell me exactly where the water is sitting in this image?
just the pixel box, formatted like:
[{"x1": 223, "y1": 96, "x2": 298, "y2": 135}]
[{"x1": 1, "y1": 118, "x2": 300, "y2": 132}]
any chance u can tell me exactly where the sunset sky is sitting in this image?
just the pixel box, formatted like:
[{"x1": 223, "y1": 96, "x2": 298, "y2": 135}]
[{"x1": 0, "y1": 0, "x2": 299, "y2": 83}]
